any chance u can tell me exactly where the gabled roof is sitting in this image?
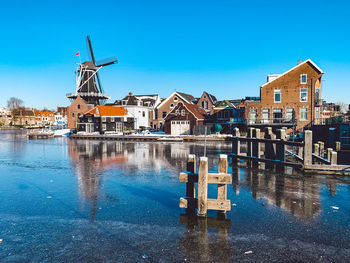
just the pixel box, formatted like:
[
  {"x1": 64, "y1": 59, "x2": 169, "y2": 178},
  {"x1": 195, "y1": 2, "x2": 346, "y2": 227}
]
[
  {"x1": 184, "y1": 103, "x2": 207, "y2": 120},
  {"x1": 202, "y1": 91, "x2": 217, "y2": 105},
  {"x1": 261, "y1": 59, "x2": 324, "y2": 88},
  {"x1": 156, "y1": 91, "x2": 194, "y2": 109},
  {"x1": 85, "y1": 106, "x2": 128, "y2": 117}
]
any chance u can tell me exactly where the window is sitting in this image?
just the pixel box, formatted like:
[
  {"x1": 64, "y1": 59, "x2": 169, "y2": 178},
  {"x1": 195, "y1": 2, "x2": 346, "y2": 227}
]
[
  {"x1": 300, "y1": 108, "x2": 308, "y2": 121},
  {"x1": 274, "y1": 89, "x2": 281, "y2": 103},
  {"x1": 181, "y1": 110, "x2": 186, "y2": 116},
  {"x1": 300, "y1": 88, "x2": 308, "y2": 102},
  {"x1": 170, "y1": 104, "x2": 174, "y2": 108},
  {"x1": 77, "y1": 104, "x2": 80, "y2": 109},
  {"x1": 262, "y1": 109, "x2": 269, "y2": 122},
  {"x1": 273, "y1": 108, "x2": 283, "y2": 123},
  {"x1": 249, "y1": 109, "x2": 257, "y2": 123},
  {"x1": 88, "y1": 117, "x2": 92, "y2": 123},
  {"x1": 174, "y1": 96, "x2": 178, "y2": 102},
  {"x1": 175, "y1": 109, "x2": 179, "y2": 115},
  {"x1": 162, "y1": 111, "x2": 167, "y2": 118},
  {"x1": 201, "y1": 101, "x2": 208, "y2": 109},
  {"x1": 102, "y1": 117, "x2": 106, "y2": 122},
  {"x1": 122, "y1": 100, "x2": 127, "y2": 105},
  {"x1": 110, "y1": 117, "x2": 114, "y2": 122},
  {"x1": 142, "y1": 111, "x2": 145, "y2": 117},
  {"x1": 102, "y1": 124, "x2": 106, "y2": 131},
  {"x1": 300, "y1": 74, "x2": 307, "y2": 84},
  {"x1": 286, "y1": 108, "x2": 293, "y2": 122},
  {"x1": 72, "y1": 113, "x2": 75, "y2": 117}
]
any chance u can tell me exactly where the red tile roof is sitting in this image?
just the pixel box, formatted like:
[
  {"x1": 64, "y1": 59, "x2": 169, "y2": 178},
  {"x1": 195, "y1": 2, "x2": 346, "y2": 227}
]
[
  {"x1": 184, "y1": 103, "x2": 207, "y2": 120},
  {"x1": 86, "y1": 106, "x2": 128, "y2": 116}
]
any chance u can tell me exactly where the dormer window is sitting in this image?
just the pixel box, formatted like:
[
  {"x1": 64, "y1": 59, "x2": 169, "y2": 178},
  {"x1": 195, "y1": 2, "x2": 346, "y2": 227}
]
[
  {"x1": 174, "y1": 96, "x2": 178, "y2": 102},
  {"x1": 300, "y1": 74, "x2": 307, "y2": 84},
  {"x1": 122, "y1": 100, "x2": 127, "y2": 105}
]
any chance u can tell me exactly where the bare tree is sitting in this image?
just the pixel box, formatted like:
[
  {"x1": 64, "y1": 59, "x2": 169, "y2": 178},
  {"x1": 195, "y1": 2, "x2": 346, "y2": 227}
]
[
  {"x1": 336, "y1": 101, "x2": 348, "y2": 114},
  {"x1": 7, "y1": 97, "x2": 24, "y2": 111}
]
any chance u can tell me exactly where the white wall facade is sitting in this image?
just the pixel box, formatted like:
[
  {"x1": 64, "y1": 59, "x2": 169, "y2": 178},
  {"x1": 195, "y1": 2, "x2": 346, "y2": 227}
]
[{"x1": 124, "y1": 106, "x2": 149, "y2": 129}]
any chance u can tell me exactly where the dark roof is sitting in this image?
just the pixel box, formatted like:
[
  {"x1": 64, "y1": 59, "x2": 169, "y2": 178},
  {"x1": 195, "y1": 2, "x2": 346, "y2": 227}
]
[
  {"x1": 13, "y1": 107, "x2": 35, "y2": 116},
  {"x1": 206, "y1": 93, "x2": 217, "y2": 104},
  {"x1": 177, "y1": 92, "x2": 195, "y2": 103}
]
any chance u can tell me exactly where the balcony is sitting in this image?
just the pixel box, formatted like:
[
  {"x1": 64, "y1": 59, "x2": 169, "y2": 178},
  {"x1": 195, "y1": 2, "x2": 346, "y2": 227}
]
[{"x1": 246, "y1": 118, "x2": 296, "y2": 127}]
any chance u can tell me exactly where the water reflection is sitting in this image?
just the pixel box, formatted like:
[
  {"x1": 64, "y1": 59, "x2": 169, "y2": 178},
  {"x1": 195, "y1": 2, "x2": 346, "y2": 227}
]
[{"x1": 179, "y1": 212, "x2": 232, "y2": 262}]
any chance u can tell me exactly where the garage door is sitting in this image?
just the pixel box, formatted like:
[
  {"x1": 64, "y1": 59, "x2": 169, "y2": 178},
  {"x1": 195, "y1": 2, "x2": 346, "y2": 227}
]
[{"x1": 171, "y1": 120, "x2": 190, "y2": 135}]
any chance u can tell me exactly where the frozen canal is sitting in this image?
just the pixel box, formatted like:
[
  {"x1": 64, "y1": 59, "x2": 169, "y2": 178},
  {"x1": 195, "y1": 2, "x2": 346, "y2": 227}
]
[{"x1": 0, "y1": 130, "x2": 350, "y2": 262}]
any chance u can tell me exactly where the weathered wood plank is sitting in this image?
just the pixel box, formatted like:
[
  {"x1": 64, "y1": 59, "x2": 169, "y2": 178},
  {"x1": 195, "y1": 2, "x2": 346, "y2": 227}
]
[
  {"x1": 197, "y1": 157, "x2": 208, "y2": 217},
  {"x1": 179, "y1": 172, "x2": 231, "y2": 184},
  {"x1": 179, "y1": 197, "x2": 231, "y2": 211},
  {"x1": 217, "y1": 155, "x2": 228, "y2": 209}
]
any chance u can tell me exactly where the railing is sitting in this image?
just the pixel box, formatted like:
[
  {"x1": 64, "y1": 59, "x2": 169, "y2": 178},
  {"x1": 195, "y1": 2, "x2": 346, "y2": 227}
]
[
  {"x1": 66, "y1": 92, "x2": 110, "y2": 98},
  {"x1": 246, "y1": 118, "x2": 296, "y2": 125}
]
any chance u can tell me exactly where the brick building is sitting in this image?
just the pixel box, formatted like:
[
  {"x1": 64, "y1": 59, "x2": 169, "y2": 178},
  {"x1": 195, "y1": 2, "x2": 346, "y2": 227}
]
[
  {"x1": 67, "y1": 96, "x2": 93, "y2": 129},
  {"x1": 245, "y1": 59, "x2": 324, "y2": 130},
  {"x1": 163, "y1": 102, "x2": 207, "y2": 135},
  {"x1": 197, "y1": 91, "x2": 217, "y2": 114},
  {"x1": 153, "y1": 91, "x2": 195, "y2": 130}
]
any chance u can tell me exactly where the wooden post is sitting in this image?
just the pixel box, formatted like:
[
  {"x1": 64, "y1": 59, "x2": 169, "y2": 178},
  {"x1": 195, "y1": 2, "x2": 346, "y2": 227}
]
[
  {"x1": 318, "y1": 141, "x2": 324, "y2": 157},
  {"x1": 335, "y1": 141, "x2": 341, "y2": 151},
  {"x1": 276, "y1": 129, "x2": 286, "y2": 162},
  {"x1": 331, "y1": 151, "x2": 337, "y2": 165},
  {"x1": 298, "y1": 146, "x2": 303, "y2": 159},
  {"x1": 264, "y1": 127, "x2": 275, "y2": 160},
  {"x1": 197, "y1": 157, "x2": 208, "y2": 217},
  {"x1": 252, "y1": 128, "x2": 261, "y2": 158},
  {"x1": 327, "y1": 148, "x2": 333, "y2": 162},
  {"x1": 313, "y1": 143, "x2": 319, "y2": 156},
  {"x1": 303, "y1": 130, "x2": 312, "y2": 166},
  {"x1": 232, "y1": 128, "x2": 240, "y2": 155},
  {"x1": 247, "y1": 128, "x2": 255, "y2": 157},
  {"x1": 186, "y1": 154, "x2": 196, "y2": 199},
  {"x1": 218, "y1": 154, "x2": 228, "y2": 213}
]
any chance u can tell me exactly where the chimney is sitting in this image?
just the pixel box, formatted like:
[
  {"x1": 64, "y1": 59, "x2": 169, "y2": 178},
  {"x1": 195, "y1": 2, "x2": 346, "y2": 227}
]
[{"x1": 129, "y1": 92, "x2": 133, "y2": 96}]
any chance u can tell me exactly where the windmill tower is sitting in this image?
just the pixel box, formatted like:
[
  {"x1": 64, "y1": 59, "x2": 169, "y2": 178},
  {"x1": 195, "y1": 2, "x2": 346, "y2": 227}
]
[{"x1": 66, "y1": 36, "x2": 118, "y2": 106}]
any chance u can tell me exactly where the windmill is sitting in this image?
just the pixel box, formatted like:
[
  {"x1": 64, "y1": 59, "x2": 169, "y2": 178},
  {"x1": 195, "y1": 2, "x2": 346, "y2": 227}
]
[{"x1": 66, "y1": 36, "x2": 118, "y2": 105}]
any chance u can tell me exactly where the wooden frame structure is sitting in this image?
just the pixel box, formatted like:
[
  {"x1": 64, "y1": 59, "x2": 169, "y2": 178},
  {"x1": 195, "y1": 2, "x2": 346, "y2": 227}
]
[{"x1": 179, "y1": 154, "x2": 231, "y2": 217}]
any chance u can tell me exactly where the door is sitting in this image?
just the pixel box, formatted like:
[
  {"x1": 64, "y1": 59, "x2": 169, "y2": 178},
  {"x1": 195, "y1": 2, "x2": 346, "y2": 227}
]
[
  {"x1": 171, "y1": 120, "x2": 190, "y2": 135},
  {"x1": 86, "y1": 123, "x2": 94, "y2": 133}
]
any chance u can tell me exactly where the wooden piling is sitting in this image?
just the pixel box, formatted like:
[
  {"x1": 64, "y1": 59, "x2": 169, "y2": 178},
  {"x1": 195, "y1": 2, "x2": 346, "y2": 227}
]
[
  {"x1": 232, "y1": 128, "x2": 240, "y2": 155},
  {"x1": 247, "y1": 128, "x2": 255, "y2": 158},
  {"x1": 197, "y1": 157, "x2": 209, "y2": 217},
  {"x1": 252, "y1": 128, "x2": 261, "y2": 158},
  {"x1": 276, "y1": 129, "x2": 286, "y2": 162},
  {"x1": 186, "y1": 154, "x2": 196, "y2": 199},
  {"x1": 318, "y1": 141, "x2": 324, "y2": 157},
  {"x1": 264, "y1": 127, "x2": 275, "y2": 160},
  {"x1": 313, "y1": 143, "x2": 320, "y2": 156},
  {"x1": 331, "y1": 151, "x2": 337, "y2": 165},
  {"x1": 303, "y1": 130, "x2": 312, "y2": 166},
  {"x1": 335, "y1": 141, "x2": 341, "y2": 151},
  {"x1": 327, "y1": 148, "x2": 333, "y2": 162},
  {"x1": 217, "y1": 154, "x2": 228, "y2": 213}
]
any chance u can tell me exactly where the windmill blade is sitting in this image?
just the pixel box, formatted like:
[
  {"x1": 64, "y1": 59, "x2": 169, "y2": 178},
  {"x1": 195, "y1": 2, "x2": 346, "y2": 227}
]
[
  {"x1": 95, "y1": 56, "x2": 118, "y2": 67},
  {"x1": 95, "y1": 71, "x2": 104, "y2": 93},
  {"x1": 86, "y1": 35, "x2": 96, "y2": 65}
]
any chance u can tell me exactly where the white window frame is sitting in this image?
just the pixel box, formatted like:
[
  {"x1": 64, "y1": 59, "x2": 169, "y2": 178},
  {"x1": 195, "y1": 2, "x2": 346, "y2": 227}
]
[
  {"x1": 300, "y1": 88, "x2": 308, "y2": 102},
  {"x1": 300, "y1": 74, "x2": 307, "y2": 84},
  {"x1": 181, "y1": 110, "x2": 186, "y2": 116},
  {"x1": 170, "y1": 103, "x2": 174, "y2": 108},
  {"x1": 110, "y1": 117, "x2": 114, "y2": 122},
  {"x1": 174, "y1": 96, "x2": 178, "y2": 102},
  {"x1": 300, "y1": 108, "x2": 308, "y2": 121},
  {"x1": 102, "y1": 117, "x2": 106, "y2": 122},
  {"x1": 274, "y1": 89, "x2": 281, "y2": 103},
  {"x1": 102, "y1": 124, "x2": 106, "y2": 131}
]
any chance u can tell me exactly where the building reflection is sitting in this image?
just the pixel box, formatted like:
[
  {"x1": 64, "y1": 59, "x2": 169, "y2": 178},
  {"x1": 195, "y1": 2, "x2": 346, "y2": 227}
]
[
  {"x1": 232, "y1": 165, "x2": 323, "y2": 220},
  {"x1": 68, "y1": 139, "x2": 232, "y2": 219}
]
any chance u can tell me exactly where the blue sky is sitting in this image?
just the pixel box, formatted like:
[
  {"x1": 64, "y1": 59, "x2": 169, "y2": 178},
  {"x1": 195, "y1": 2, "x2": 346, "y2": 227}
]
[{"x1": 0, "y1": 0, "x2": 349, "y2": 109}]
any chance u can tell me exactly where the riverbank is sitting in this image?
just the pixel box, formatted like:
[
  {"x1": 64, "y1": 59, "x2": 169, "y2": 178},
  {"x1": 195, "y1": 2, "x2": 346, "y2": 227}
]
[{"x1": 70, "y1": 133, "x2": 233, "y2": 142}]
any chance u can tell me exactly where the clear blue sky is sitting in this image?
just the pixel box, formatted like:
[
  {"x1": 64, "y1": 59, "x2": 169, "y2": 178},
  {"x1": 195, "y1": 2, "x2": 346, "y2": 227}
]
[{"x1": 0, "y1": 0, "x2": 349, "y2": 109}]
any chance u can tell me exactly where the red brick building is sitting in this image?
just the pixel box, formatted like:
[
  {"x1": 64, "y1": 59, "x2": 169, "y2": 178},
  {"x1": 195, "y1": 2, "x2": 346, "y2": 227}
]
[
  {"x1": 164, "y1": 102, "x2": 207, "y2": 135},
  {"x1": 245, "y1": 59, "x2": 324, "y2": 130},
  {"x1": 197, "y1": 91, "x2": 217, "y2": 114},
  {"x1": 67, "y1": 96, "x2": 93, "y2": 129}
]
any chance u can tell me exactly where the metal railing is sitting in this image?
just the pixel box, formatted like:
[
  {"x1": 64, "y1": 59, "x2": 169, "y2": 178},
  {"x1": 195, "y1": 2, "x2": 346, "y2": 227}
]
[{"x1": 246, "y1": 118, "x2": 296, "y2": 125}]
